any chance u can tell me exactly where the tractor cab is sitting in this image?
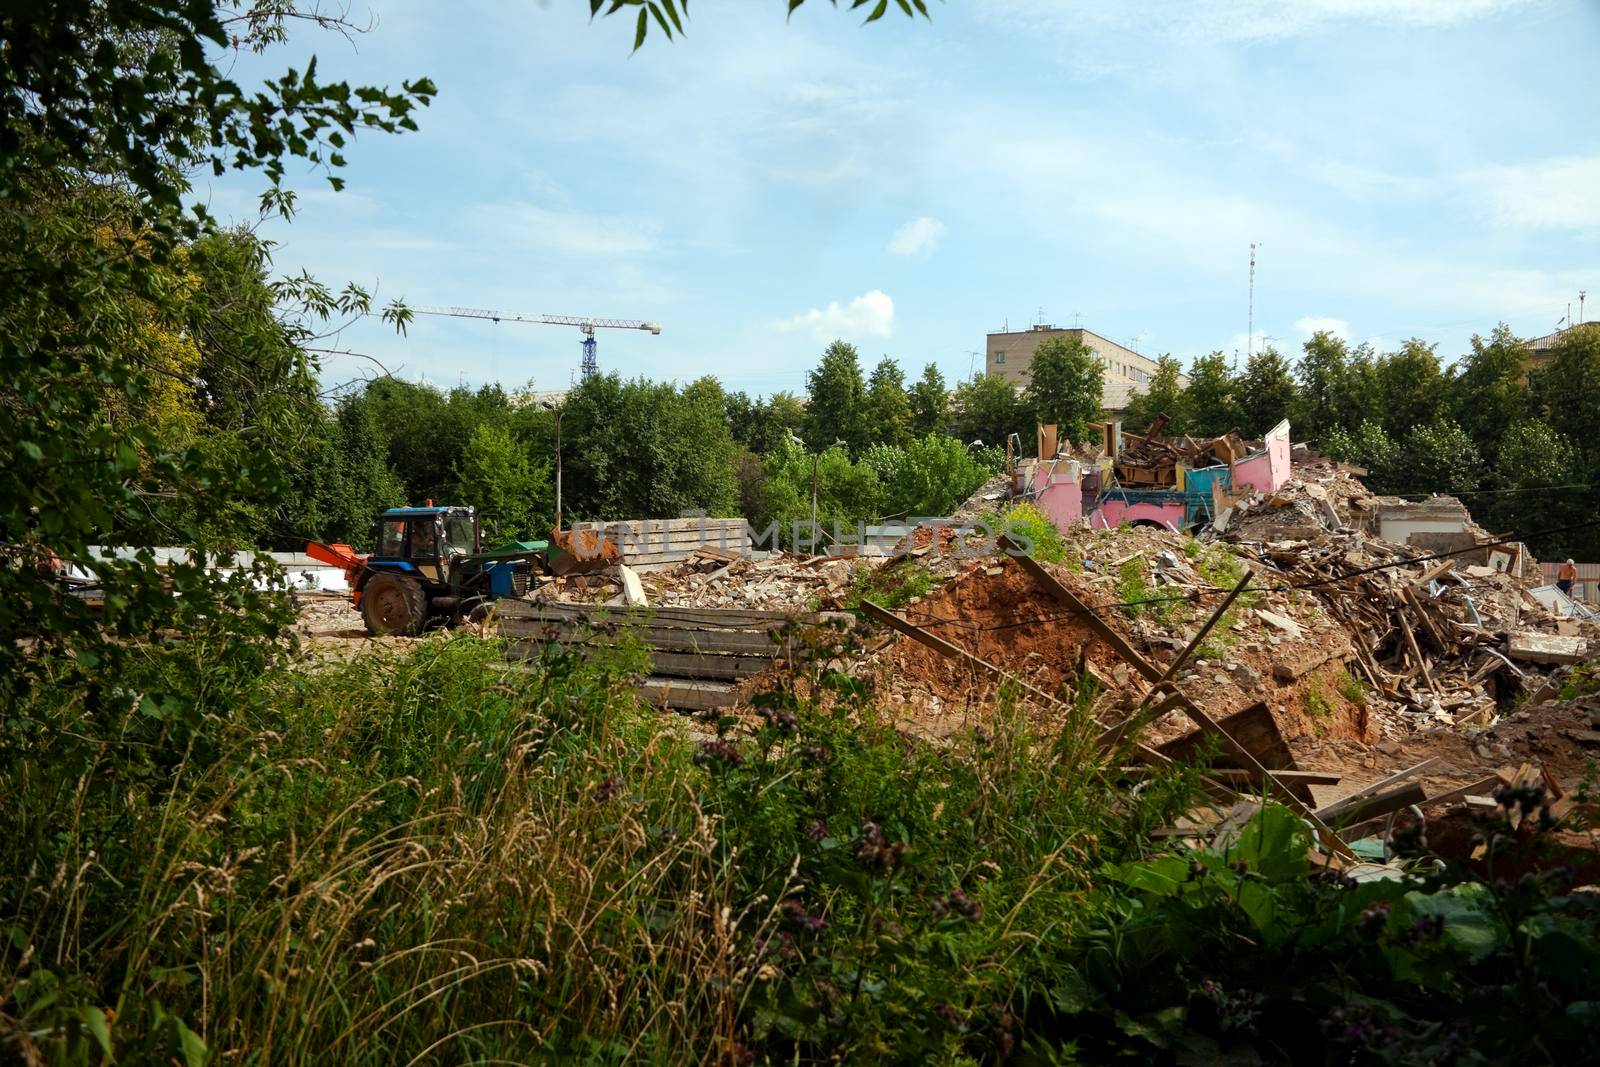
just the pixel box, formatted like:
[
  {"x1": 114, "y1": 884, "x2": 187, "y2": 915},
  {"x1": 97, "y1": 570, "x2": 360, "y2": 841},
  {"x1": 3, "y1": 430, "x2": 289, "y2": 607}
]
[
  {"x1": 307, "y1": 502, "x2": 611, "y2": 637},
  {"x1": 372, "y1": 506, "x2": 480, "y2": 586}
]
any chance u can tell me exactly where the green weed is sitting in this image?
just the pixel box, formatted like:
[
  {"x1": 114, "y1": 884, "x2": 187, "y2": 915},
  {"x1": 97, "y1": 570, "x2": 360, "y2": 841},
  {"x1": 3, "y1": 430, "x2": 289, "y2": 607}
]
[
  {"x1": 999, "y1": 501, "x2": 1067, "y2": 564},
  {"x1": 1304, "y1": 682, "x2": 1334, "y2": 735},
  {"x1": 1560, "y1": 664, "x2": 1598, "y2": 701},
  {"x1": 1336, "y1": 668, "x2": 1370, "y2": 707},
  {"x1": 846, "y1": 558, "x2": 936, "y2": 610}
]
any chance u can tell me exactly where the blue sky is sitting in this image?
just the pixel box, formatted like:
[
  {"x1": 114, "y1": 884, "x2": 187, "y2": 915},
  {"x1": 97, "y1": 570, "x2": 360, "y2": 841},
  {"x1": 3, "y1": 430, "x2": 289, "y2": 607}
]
[{"x1": 204, "y1": 0, "x2": 1600, "y2": 397}]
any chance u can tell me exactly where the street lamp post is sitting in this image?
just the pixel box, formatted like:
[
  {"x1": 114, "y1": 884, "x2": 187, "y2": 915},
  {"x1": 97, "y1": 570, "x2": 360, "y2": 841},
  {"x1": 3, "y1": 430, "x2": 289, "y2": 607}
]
[{"x1": 790, "y1": 433, "x2": 846, "y2": 553}]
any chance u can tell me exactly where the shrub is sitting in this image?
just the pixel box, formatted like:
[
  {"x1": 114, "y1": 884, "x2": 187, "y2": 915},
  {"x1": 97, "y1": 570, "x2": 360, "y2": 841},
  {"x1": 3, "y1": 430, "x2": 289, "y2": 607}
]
[{"x1": 998, "y1": 501, "x2": 1067, "y2": 564}]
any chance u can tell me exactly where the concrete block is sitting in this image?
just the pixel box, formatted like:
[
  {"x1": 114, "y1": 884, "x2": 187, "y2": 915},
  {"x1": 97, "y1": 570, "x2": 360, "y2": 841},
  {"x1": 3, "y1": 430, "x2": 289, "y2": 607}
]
[
  {"x1": 619, "y1": 565, "x2": 648, "y2": 607},
  {"x1": 1505, "y1": 632, "x2": 1588, "y2": 665}
]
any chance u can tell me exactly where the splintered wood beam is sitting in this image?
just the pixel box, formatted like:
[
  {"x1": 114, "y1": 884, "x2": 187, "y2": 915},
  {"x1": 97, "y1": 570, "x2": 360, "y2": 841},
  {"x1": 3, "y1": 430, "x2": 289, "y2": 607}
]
[
  {"x1": 1151, "y1": 569, "x2": 1254, "y2": 690},
  {"x1": 1313, "y1": 758, "x2": 1442, "y2": 821},
  {"x1": 1394, "y1": 607, "x2": 1439, "y2": 695},
  {"x1": 1317, "y1": 782, "x2": 1428, "y2": 829}
]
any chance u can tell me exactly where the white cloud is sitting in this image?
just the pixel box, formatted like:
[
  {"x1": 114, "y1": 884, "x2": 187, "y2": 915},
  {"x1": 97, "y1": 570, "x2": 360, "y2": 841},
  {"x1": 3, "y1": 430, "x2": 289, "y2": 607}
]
[
  {"x1": 1471, "y1": 155, "x2": 1600, "y2": 233},
  {"x1": 888, "y1": 216, "x2": 947, "y2": 258},
  {"x1": 776, "y1": 290, "x2": 895, "y2": 342},
  {"x1": 467, "y1": 201, "x2": 660, "y2": 258},
  {"x1": 984, "y1": 0, "x2": 1532, "y2": 40},
  {"x1": 1295, "y1": 316, "x2": 1350, "y2": 340}
]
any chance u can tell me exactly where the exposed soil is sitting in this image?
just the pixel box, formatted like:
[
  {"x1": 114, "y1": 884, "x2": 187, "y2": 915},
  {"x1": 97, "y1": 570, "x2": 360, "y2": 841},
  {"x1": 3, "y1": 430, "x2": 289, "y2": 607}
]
[
  {"x1": 865, "y1": 555, "x2": 1130, "y2": 737},
  {"x1": 1294, "y1": 692, "x2": 1600, "y2": 796},
  {"x1": 860, "y1": 540, "x2": 1376, "y2": 750}
]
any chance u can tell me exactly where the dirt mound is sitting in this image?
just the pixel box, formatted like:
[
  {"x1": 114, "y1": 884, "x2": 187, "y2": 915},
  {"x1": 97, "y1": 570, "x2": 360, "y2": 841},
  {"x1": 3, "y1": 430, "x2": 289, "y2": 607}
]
[
  {"x1": 863, "y1": 541, "x2": 1376, "y2": 749},
  {"x1": 865, "y1": 556, "x2": 1125, "y2": 737}
]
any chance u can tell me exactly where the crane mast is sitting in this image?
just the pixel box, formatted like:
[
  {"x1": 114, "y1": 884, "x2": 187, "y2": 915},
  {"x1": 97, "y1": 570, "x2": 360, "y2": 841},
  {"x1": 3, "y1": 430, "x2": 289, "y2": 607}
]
[{"x1": 411, "y1": 305, "x2": 662, "y2": 380}]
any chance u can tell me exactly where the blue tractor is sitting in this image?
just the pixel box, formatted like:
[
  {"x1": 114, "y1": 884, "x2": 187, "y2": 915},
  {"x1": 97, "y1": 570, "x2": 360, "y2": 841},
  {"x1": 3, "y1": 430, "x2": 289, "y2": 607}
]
[{"x1": 308, "y1": 505, "x2": 617, "y2": 636}]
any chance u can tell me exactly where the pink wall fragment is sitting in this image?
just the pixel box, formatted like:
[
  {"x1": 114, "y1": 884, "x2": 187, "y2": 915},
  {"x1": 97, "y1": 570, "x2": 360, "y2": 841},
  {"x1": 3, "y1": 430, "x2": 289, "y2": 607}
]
[
  {"x1": 1032, "y1": 460, "x2": 1083, "y2": 529},
  {"x1": 1091, "y1": 499, "x2": 1187, "y2": 531},
  {"x1": 1231, "y1": 419, "x2": 1292, "y2": 494}
]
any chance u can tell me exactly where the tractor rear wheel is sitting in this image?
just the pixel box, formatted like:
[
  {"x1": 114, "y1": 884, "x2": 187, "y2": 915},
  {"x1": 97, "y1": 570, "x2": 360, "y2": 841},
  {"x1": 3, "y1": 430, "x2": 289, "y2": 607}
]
[{"x1": 361, "y1": 572, "x2": 427, "y2": 636}]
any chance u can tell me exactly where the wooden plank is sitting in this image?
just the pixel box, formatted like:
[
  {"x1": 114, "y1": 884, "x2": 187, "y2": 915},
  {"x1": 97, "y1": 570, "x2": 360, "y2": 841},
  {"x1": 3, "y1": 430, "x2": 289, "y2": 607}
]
[
  {"x1": 506, "y1": 641, "x2": 776, "y2": 681},
  {"x1": 1313, "y1": 758, "x2": 1441, "y2": 820},
  {"x1": 500, "y1": 619, "x2": 783, "y2": 655},
  {"x1": 648, "y1": 650, "x2": 775, "y2": 680},
  {"x1": 1124, "y1": 766, "x2": 1340, "y2": 803},
  {"x1": 495, "y1": 600, "x2": 846, "y2": 630},
  {"x1": 1404, "y1": 587, "x2": 1448, "y2": 652},
  {"x1": 1156, "y1": 701, "x2": 1293, "y2": 770},
  {"x1": 1318, "y1": 782, "x2": 1427, "y2": 829},
  {"x1": 1409, "y1": 560, "x2": 1456, "y2": 588},
  {"x1": 1394, "y1": 606, "x2": 1438, "y2": 695},
  {"x1": 1420, "y1": 775, "x2": 1502, "y2": 809},
  {"x1": 635, "y1": 676, "x2": 740, "y2": 711}
]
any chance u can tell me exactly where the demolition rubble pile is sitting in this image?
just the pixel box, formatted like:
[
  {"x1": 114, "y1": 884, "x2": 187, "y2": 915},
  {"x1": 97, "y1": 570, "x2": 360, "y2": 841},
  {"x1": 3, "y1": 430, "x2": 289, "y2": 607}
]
[
  {"x1": 862, "y1": 526, "x2": 1368, "y2": 751},
  {"x1": 541, "y1": 548, "x2": 868, "y2": 613},
  {"x1": 1211, "y1": 465, "x2": 1596, "y2": 737},
  {"x1": 1113, "y1": 414, "x2": 1256, "y2": 487}
]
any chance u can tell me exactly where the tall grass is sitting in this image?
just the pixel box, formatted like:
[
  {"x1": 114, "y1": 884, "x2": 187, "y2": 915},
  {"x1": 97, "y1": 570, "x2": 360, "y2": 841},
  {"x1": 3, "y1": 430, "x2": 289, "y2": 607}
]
[{"x1": 1, "y1": 626, "x2": 1195, "y2": 1064}]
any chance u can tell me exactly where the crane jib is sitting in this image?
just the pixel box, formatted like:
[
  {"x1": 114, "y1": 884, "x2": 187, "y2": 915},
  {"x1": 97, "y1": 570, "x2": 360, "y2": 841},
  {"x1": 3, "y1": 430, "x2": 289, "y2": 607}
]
[{"x1": 405, "y1": 304, "x2": 662, "y2": 379}]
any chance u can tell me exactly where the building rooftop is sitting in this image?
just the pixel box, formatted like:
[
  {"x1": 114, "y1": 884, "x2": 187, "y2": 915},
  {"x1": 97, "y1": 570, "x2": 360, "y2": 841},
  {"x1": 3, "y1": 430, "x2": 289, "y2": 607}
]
[{"x1": 1526, "y1": 322, "x2": 1598, "y2": 352}]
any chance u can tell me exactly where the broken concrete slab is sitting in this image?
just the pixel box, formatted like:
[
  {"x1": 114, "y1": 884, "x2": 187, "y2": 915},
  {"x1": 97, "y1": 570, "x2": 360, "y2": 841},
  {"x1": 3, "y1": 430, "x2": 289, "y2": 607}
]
[
  {"x1": 1255, "y1": 608, "x2": 1304, "y2": 639},
  {"x1": 1505, "y1": 632, "x2": 1588, "y2": 665},
  {"x1": 619, "y1": 565, "x2": 649, "y2": 607}
]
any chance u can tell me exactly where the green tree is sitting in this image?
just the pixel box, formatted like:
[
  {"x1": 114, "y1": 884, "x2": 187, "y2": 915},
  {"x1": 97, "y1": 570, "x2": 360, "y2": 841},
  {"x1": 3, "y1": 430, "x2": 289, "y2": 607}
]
[
  {"x1": 1321, "y1": 420, "x2": 1401, "y2": 494},
  {"x1": 949, "y1": 373, "x2": 1025, "y2": 453},
  {"x1": 863, "y1": 357, "x2": 912, "y2": 448},
  {"x1": 806, "y1": 340, "x2": 868, "y2": 455},
  {"x1": 1235, "y1": 345, "x2": 1298, "y2": 437},
  {"x1": 1340, "y1": 343, "x2": 1386, "y2": 434},
  {"x1": 1293, "y1": 331, "x2": 1351, "y2": 442},
  {"x1": 1532, "y1": 323, "x2": 1600, "y2": 466},
  {"x1": 1376, "y1": 339, "x2": 1447, "y2": 435},
  {"x1": 287, "y1": 393, "x2": 408, "y2": 550},
  {"x1": 882, "y1": 435, "x2": 990, "y2": 518},
  {"x1": 561, "y1": 373, "x2": 738, "y2": 520},
  {"x1": 1023, "y1": 335, "x2": 1104, "y2": 445},
  {"x1": 1122, "y1": 354, "x2": 1186, "y2": 434},
  {"x1": 764, "y1": 391, "x2": 809, "y2": 453},
  {"x1": 1400, "y1": 421, "x2": 1482, "y2": 496},
  {"x1": 725, "y1": 390, "x2": 761, "y2": 449},
  {"x1": 357, "y1": 379, "x2": 506, "y2": 506},
  {"x1": 908, "y1": 362, "x2": 949, "y2": 437},
  {"x1": 1488, "y1": 419, "x2": 1593, "y2": 556},
  {"x1": 859, "y1": 443, "x2": 905, "y2": 494},
  {"x1": 0, "y1": 1, "x2": 432, "y2": 693},
  {"x1": 1450, "y1": 325, "x2": 1532, "y2": 464},
  {"x1": 1181, "y1": 351, "x2": 1241, "y2": 437},
  {"x1": 453, "y1": 423, "x2": 553, "y2": 544},
  {"x1": 756, "y1": 440, "x2": 882, "y2": 548}
]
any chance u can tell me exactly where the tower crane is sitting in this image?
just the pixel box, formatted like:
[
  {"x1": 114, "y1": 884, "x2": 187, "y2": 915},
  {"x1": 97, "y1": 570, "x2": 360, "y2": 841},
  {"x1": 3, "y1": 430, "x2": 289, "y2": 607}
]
[{"x1": 411, "y1": 305, "x2": 662, "y2": 380}]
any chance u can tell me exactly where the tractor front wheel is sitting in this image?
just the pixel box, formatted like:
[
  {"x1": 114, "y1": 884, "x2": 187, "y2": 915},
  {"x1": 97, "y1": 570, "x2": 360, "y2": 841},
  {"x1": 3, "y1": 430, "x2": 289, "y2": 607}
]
[{"x1": 361, "y1": 572, "x2": 427, "y2": 636}]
